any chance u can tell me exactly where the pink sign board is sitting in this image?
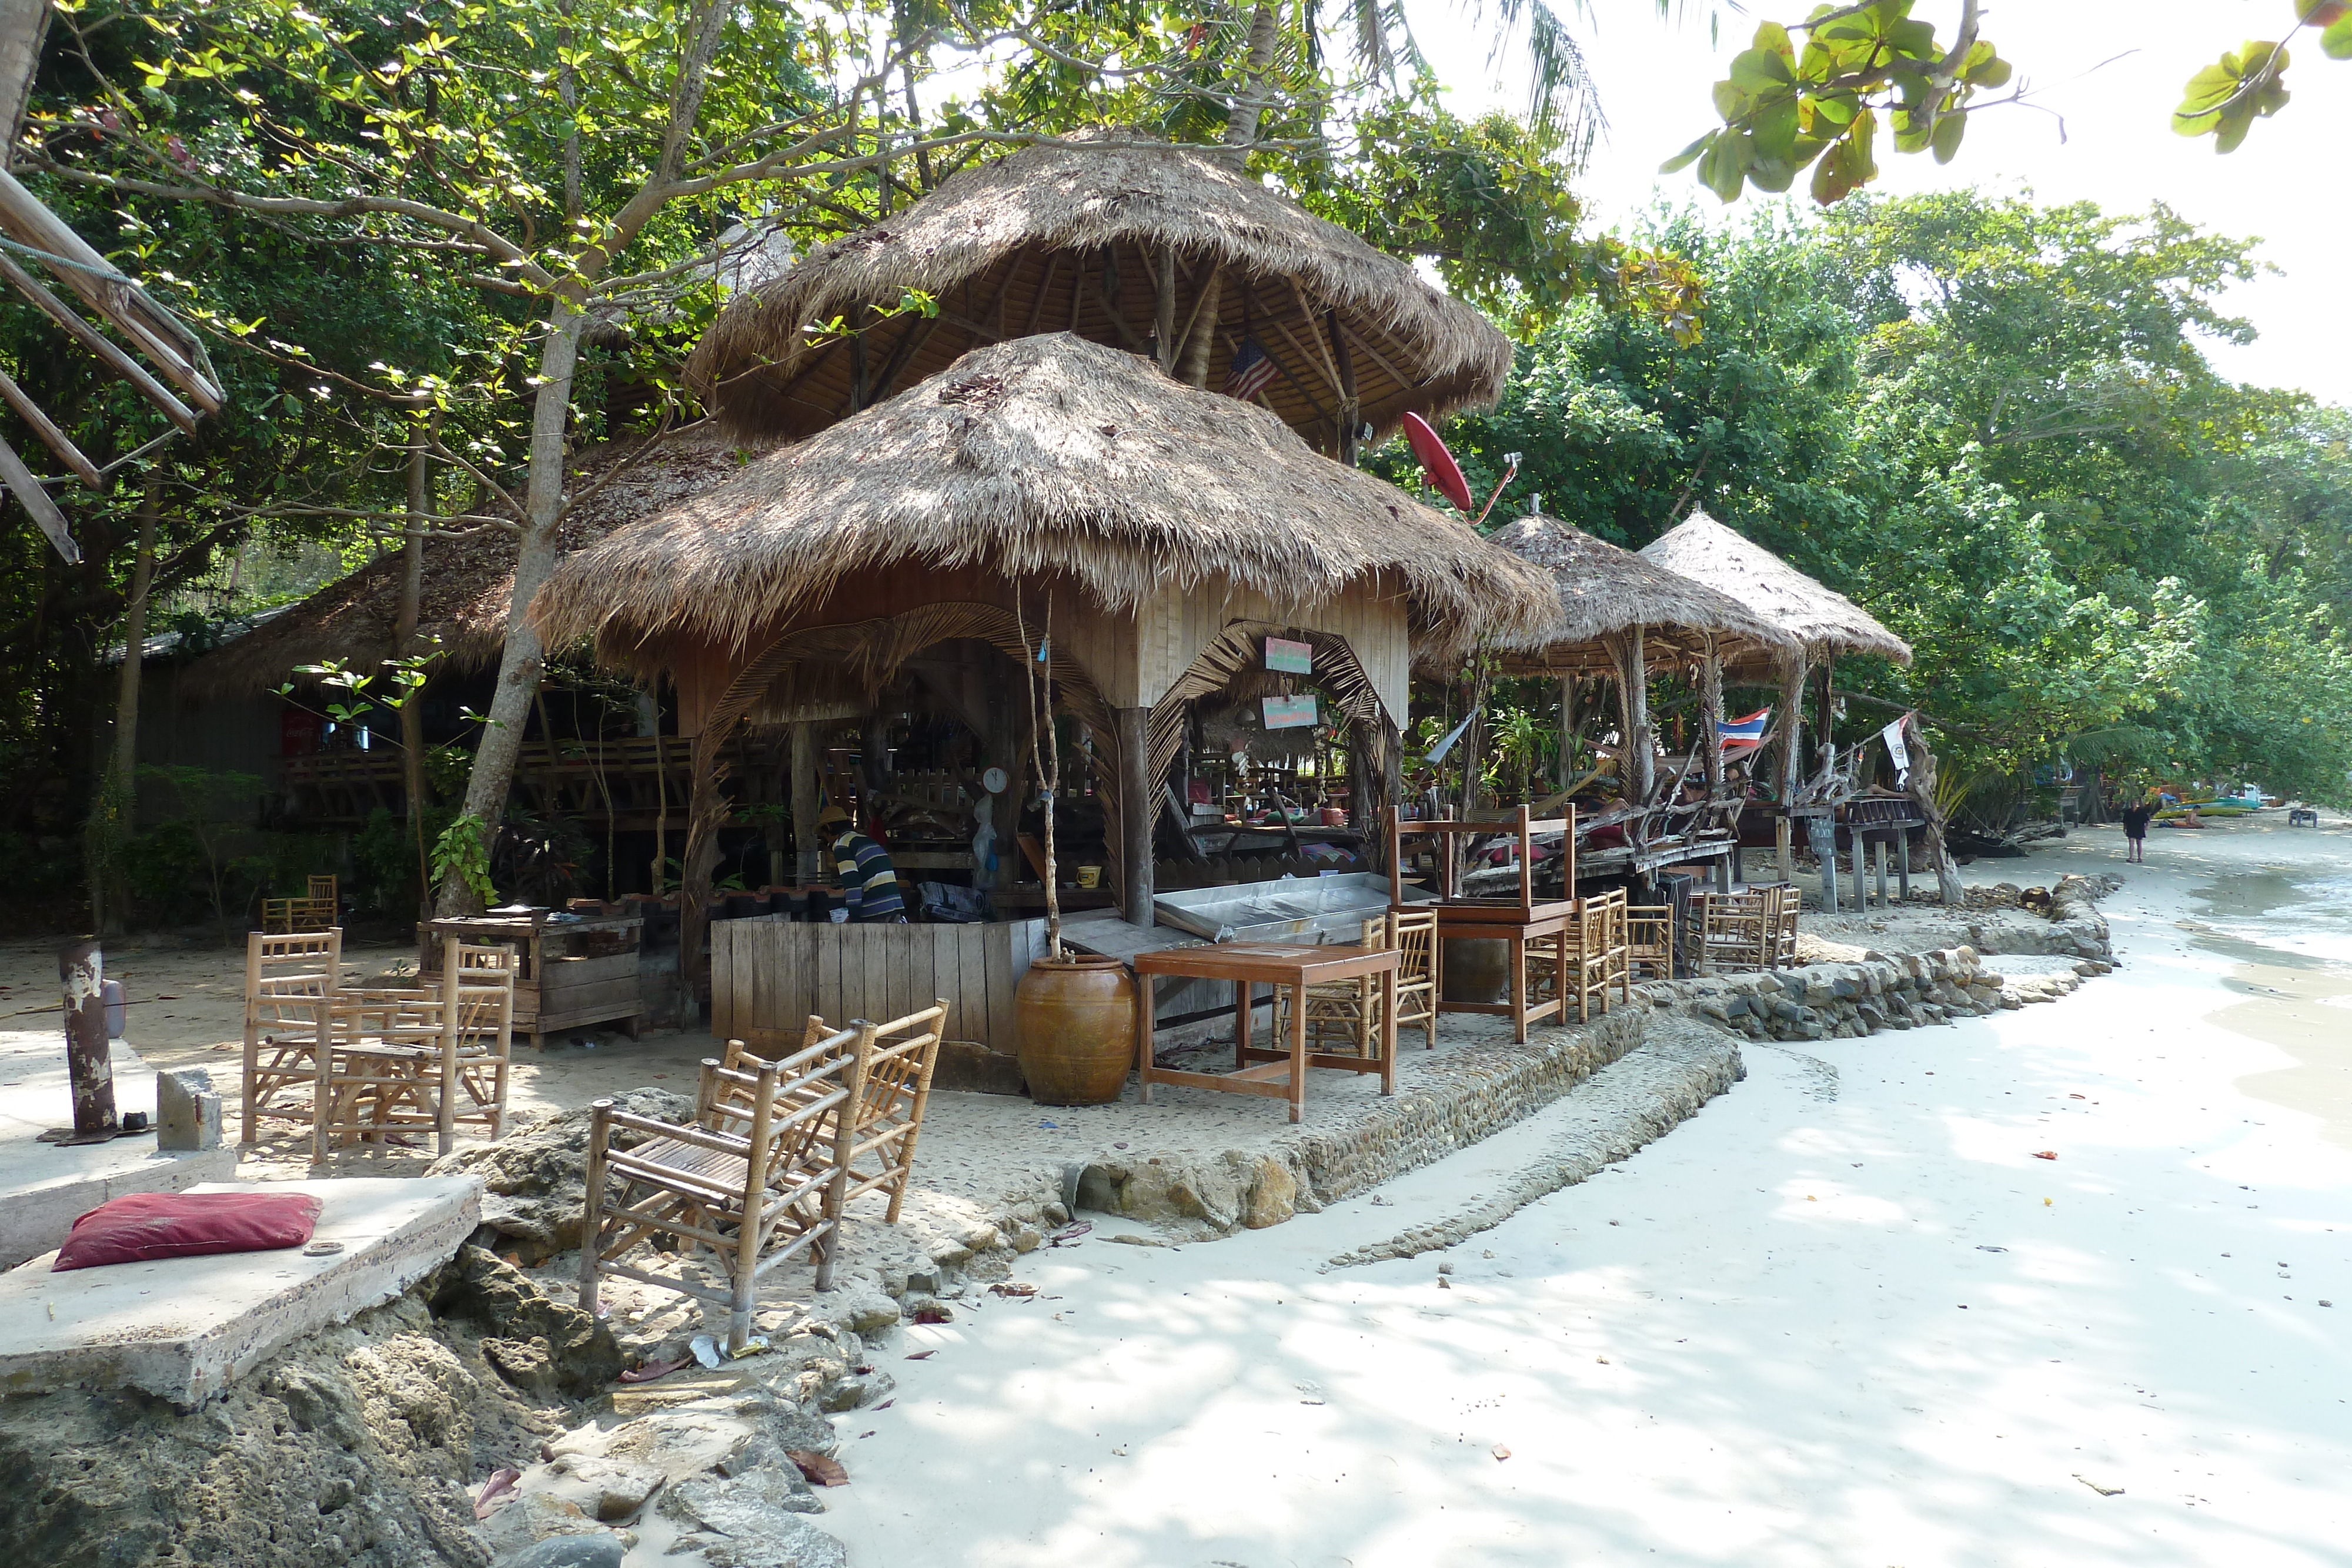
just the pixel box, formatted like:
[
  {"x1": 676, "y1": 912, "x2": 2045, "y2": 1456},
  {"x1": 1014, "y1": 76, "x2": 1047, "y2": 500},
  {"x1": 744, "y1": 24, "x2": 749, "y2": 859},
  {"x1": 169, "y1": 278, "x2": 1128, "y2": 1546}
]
[
  {"x1": 1264, "y1": 637, "x2": 1314, "y2": 674},
  {"x1": 1261, "y1": 694, "x2": 1319, "y2": 731}
]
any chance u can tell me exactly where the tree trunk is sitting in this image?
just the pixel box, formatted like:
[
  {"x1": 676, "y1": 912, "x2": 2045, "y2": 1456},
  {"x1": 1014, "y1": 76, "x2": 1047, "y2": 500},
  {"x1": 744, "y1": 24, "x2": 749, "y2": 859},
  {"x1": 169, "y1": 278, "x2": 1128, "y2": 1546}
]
[
  {"x1": 1699, "y1": 636, "x2": 1724, "y2": 799},
  {"x1": 88, "y1": 476, "x2": 159, "y2": 935},
  {"x1": 399, "y1": 424, "x2": 434, "y2": 915},
  {"x1": 438, "y1": 300, "x2": 587, "y2": 914},
  {"x1": 1221, "y1": 2, "x2": 1281, "y2": 153}
]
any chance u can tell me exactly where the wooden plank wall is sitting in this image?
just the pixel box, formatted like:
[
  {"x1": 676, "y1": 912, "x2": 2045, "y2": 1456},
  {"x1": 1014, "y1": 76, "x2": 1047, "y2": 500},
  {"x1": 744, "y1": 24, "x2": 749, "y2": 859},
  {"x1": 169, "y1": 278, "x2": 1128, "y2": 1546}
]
[{"x1": 711, "y1": 915, "x2": 1047, "y2": 1048}]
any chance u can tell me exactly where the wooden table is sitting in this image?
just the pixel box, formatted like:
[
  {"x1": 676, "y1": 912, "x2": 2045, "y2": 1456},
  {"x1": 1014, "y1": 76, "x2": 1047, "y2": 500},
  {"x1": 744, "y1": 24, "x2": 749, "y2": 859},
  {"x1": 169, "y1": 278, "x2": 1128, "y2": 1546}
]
[
  {"x1": 420, "y1": 912, "x2": 643, "y2": 1049},
  {"x1": 1416, "y1": 900, "x2": 1577, "y2": 1044},
  {"x1": 1132, "y1": 942, "x2": 1400, "y2": 1124}
]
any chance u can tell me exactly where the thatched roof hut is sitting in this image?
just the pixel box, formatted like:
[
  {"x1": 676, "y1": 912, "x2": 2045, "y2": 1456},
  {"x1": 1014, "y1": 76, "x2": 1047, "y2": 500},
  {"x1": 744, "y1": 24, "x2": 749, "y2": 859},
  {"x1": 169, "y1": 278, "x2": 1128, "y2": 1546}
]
[
  {"x1": 1485, "y1": 513, "x2": 1794, "y2": 676},
  {"x1": 1639, "y1": 512, "x2": 1912, "y2": 667},
  {"x1": 685, "y1": 132, "x2": 1512, "y2": 455},
  {"x1": 181, "y1": 426, "x2": 762, "y2": 698},
  {"x1": 536, "y1": 333, "x2": 1555, "y2": 676}
]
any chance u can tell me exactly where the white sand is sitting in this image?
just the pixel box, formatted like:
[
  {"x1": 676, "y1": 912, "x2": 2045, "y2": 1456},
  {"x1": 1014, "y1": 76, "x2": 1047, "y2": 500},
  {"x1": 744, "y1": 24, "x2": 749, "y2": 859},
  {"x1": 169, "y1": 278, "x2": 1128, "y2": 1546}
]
[{"x1": 811, "y1": 814, "x2": 2352, "y2": 1566}]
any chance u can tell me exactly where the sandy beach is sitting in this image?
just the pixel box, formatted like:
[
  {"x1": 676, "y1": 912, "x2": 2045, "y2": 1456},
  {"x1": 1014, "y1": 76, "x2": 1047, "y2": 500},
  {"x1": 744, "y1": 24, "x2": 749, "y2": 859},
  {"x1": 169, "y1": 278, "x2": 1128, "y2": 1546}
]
[{"x1": 802, "y1": 814, "x2": 2352, "y2": 1566}]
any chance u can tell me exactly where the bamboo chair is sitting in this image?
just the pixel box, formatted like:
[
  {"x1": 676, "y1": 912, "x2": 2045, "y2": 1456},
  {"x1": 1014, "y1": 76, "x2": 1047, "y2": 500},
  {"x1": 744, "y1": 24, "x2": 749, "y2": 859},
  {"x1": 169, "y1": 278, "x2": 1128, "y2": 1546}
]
[
  {"x1": 263, "y1": 874, "x2": 339, "y2": 934},
  {"x1": 1697, "y1": 890, "x2": 1773, "y2": 974},
  {"x1": 311, "y1": 938, "x2": 516, "y2": 1159},
  {"x1": 1626, "y1": 902, "x2": 1676, "y2": 982},
  {"x1": 1589, "y1": 887, "x2": 1634, "y2": 1005},
  {"x1": 1527, "y1": 898, "x2": 1616, "y2": 1024},
  {"x1": 579, "y1": 1026, "x2": 869, "y2": 1352},
  {"x1": 721, "y1": 1002, "x2": 948, "y2": 1224},
  {"x1": 1766, "y1": 882, "x2": 1802, "y2": 969},
  {"x1": 240, "y1": 927, "x2": 343, "y2": 1145},
  {"x1": 1389, "y1": 907, "x2": 1439, "y2": 1050}
]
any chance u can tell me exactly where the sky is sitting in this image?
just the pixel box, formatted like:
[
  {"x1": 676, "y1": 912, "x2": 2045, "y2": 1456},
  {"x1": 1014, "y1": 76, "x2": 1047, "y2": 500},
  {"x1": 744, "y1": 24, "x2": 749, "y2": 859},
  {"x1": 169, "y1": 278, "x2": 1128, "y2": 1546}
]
[{"x1": 1399, "y1": 0, "x2": 2352, "y2": 407}]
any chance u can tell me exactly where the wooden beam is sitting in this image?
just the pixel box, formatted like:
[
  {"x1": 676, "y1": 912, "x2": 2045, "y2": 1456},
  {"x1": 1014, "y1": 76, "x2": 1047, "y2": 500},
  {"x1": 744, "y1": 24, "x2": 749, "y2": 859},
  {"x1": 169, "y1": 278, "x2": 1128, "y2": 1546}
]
[
  {"x1": 0, "y1": 361, "x2": 99, "y2": 486},
  {"x1": 0, "y1": 168, "x2": 222, "y2": 412},
  {"x1": 0, "y1": 429, "x2": 78, "y2": 563},
  {"x1": 1023, "y1": 253, "x2": 1063, "y2": 336},
  {"x1": 0, "y1": 251, "x2": 198, "y2": 433},
  {"x1": 1286, "y1": 276, "x2": 1344, "y2": 394}
]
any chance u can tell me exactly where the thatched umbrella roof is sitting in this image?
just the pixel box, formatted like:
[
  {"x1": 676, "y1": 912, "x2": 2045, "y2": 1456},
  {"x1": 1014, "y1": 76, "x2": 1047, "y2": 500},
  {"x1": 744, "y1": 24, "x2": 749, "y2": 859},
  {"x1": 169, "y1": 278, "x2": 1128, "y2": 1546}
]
[
  {"x1": 534, "y1": 333, "x2": 1556, "y2": 673},
  {"x1": 687, "y1": 132, "x2": 1512, "y2": 454},
  {"x1": 1484, "y1": 513, "x2": 1795, "y2": 676},
  {"x1": 181, "y1": 425, "x2": 763, "y2": 698},
  {"x1": 1639, "y1": 511, "x2": 1912, "y2": 667}
]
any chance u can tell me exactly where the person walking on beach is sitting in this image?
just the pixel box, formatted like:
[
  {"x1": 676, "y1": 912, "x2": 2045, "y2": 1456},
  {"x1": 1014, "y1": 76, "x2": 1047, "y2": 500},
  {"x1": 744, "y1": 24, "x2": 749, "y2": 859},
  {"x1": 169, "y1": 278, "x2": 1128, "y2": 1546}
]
[{"x1": 2120, "y1": 795, "x2": 2156, "y2": 863}]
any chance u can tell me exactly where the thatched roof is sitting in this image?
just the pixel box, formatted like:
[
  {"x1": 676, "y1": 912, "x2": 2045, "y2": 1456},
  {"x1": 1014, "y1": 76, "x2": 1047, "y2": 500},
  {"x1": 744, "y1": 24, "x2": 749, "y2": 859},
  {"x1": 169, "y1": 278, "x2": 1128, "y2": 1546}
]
[
  {"x1": 181, "y1": 425, "x2": 764, "y2": 698},
  {"x1": 534, "y1": 333, "x2": 1555, "y2": 671},
  {"x1": 687, "y1": 132, "x2": 1512, "y2": 455},
  {"x1": 1639, "y1": 512, "x2": 1912, "y2": 667},
  {"x1": 1484, "y1": 513, "x2": 1795, "y2": 676}
]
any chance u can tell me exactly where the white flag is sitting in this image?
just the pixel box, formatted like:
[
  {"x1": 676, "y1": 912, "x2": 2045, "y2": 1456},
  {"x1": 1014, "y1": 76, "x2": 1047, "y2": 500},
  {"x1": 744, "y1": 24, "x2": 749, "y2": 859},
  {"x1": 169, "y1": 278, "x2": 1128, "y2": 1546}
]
[{"x1": 1882, "y1": 717, "x2": 1912, "y2": 786}]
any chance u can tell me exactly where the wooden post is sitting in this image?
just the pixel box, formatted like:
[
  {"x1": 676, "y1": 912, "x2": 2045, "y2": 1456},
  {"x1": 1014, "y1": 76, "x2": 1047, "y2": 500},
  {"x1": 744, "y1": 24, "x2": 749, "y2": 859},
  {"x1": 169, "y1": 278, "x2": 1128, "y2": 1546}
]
[
  {"x1": 579, "y1": 1097, "x2": 611, "y2": 1317},
  {"x1": 1116, "y1": 706, "x2": 1154, "y2": 926},
  {"x1": 1874, "y1": 839, "x2": 1890, "y2": 905},
  {"x1": 1776, "y1": 654, "x2": 1806, "y2": 804},
  {"x1": 58, "y1": 937, "x2": 116, "y2": 1138},
  {"x1": 1699, "y1": 635, "x2": 1725, "y2": 800},
  {"x1": 791, "y1": 721, "x2": 822, "y2": 882},
  {"x1": 1617, "y1": 628, "x2": 1654, "y2": 804},
  {"x1": 1558, "y1": 675, "x2": 1577, "y2": 787},
  {"x1": 1849, "y1": 827, "x2": 1867, "y2": 912},
  {"x1": 1775, "y1": 814, "x2": 1793, "y2": 887},
  {"x1": 1896, "y1": 830, "x2": 1913, "y2": 900},
  {"x1": 1328, "y1": 308, "x2": 1358, "y2": 463}
]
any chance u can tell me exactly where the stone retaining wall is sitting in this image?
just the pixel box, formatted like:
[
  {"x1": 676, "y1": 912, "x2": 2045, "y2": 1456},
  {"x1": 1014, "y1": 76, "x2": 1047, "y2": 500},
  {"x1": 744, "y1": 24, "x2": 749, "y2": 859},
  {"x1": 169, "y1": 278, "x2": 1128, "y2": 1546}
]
[{"x1": 1075, "y1": 1007, "x2": 1650, "y2": 1238}]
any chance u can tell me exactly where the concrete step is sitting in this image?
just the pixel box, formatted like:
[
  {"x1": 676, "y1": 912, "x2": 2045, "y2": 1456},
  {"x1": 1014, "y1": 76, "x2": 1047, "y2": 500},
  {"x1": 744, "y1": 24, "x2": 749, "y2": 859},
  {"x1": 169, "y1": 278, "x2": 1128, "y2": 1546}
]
[
  {"x1": 0, "y1": 1030, "x2": 237, "y2": 1269},
  {"x1": 0, "y1": 1174, "x2": 480, "y2": 1406}
]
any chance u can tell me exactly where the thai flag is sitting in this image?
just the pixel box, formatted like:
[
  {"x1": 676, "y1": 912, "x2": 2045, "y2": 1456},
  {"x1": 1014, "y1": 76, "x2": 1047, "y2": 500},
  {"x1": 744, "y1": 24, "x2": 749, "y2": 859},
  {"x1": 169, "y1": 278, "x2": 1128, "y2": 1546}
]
[
  {"x1": 1220, "y1": 337, "x2": 1279, "y2": 402},
  {"x1": 1719, "y1": 707, "x2": 1770, "y2": 754}
]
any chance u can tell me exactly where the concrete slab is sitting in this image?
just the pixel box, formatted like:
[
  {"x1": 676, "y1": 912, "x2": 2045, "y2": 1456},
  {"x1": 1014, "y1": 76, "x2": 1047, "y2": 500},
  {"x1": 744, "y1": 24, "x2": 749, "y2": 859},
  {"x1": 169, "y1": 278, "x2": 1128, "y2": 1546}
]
[
  {"x1": 0, "y1": 1174, "x2": 480, "y2": 1406},
  {"x1": 0, "y1": 1030, "x2": 238, "y2": 1268}
]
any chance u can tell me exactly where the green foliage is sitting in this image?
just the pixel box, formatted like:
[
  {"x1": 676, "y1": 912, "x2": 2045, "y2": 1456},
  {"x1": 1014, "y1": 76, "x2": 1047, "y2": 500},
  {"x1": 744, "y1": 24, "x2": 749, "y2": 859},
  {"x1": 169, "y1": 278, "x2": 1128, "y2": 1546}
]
[
  {"x1": 1663, "y1": 7, "x2": 2013, "y2": 206},
  {"x1": 432, "y1": 813, "x2": 497, "y2": 909}
]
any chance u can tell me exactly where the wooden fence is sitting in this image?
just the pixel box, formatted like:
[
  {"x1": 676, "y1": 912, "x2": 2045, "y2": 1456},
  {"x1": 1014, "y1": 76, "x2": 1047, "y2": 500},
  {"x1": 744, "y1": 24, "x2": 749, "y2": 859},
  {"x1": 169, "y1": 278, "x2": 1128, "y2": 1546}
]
[{"x1": 709, "y1": 915, "x2": 1048, "y2": 1049}]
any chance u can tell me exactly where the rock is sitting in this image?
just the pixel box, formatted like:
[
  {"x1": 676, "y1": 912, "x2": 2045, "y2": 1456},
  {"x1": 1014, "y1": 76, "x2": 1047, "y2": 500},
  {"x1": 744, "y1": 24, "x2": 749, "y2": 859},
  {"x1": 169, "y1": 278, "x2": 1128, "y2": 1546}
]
[
  {"x1": 482, "y1": 1335, "x2": 562, "y2": 1400},
  {"x1": 816, "y1": 1369, "x2": 894, "y2": 1413},
  {"x1": 426, "y1": 1087, "x2": 693, "y2": 1261},
  {"x1": 493, "y1": 1535, "x2": 626, "y2": 1568},
  {"x1": 661, "y1": 1463, "x2": 826, "y2": 1537},
  {"x1": 1244, "y1": 1155, "x2": 1299, "y2": 1229},
  {"x1": 480, "y1": 1492, "x2": 610, "y2": 1557},
  {"x1": 671, "y1": 1514, "x2": 849, "y2": 1568},
  {"x1": 537, "y1": 1453, "x2": 667, "y2": 1522},
  {"x1": 1008, "y1": 1223, "x2": 1044, "y2": 1253},
  {"x1": 814, "y1": 1282, "x2": 900, "y2": 1338},
  {"x1": 430, "y1": 1245, "x2": 624, "y2": 1396}
]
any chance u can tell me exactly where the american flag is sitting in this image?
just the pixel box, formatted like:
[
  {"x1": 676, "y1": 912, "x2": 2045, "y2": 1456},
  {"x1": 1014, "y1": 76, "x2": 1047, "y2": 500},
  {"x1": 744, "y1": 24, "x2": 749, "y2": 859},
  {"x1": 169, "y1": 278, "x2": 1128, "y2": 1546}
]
[
  {"x1": 1220, "y1": 337, "x2": 1279, "y2": 402},
  {"x1": 1718, "y1": 707, "x2": 1771, "y2": 755}
]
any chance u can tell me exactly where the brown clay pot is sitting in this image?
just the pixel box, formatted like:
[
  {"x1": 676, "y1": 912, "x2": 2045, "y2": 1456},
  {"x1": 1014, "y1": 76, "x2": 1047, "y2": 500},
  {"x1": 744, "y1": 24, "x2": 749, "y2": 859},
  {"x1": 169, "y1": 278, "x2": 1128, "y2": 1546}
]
[
  {"x1": 1015, "y1": 953, "x2": 1136, "y2": 1105},
  {"x1": 1441, "y1": 937, "x2": 1510, "y2": 1005}
]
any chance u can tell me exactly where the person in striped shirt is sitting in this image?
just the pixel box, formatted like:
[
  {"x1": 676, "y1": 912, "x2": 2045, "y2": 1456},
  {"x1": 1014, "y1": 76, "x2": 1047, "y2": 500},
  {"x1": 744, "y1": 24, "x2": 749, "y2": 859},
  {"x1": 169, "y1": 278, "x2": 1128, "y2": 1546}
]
[{"x1": 823, "y1": 804, "x2": 906, "y2": 922}]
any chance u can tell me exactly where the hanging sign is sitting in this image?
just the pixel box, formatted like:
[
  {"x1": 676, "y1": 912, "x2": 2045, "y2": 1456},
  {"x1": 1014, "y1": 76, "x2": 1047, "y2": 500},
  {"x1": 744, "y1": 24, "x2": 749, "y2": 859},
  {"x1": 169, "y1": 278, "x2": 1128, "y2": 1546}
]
[
  {"x1": 1882, "y1": 716, "x2": 1912, "y2": 785},
  {"x1": 1264, "y1": 636, "x2": 1313, "y2": 674},
  {"x1": 1262, "y1": 694, "x2": 1319, "y2": 731}
]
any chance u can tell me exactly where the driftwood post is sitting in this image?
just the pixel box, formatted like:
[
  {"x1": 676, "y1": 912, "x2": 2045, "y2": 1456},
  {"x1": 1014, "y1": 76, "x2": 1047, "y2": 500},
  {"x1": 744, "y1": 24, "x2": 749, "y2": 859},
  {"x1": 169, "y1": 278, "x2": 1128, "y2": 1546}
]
[
  {"x1": 59, "y1": 938, "x2": 116, "y2": 1138},
  {"x1": 1775, "y1": 653, "x2": 1806, "y2": 884}
]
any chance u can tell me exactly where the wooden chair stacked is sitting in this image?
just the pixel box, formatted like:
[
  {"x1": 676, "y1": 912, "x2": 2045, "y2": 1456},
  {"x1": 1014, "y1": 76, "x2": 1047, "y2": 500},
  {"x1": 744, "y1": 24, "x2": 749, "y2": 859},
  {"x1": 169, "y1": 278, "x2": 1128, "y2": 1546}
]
[
  {"x1": 1528, "y1": 891, "x2": 1623, "y2": 1024},
  {"x1": 263, "y1": 874, "x2": 338, "y2": 934},
  {"x1": 1389, "y1": 805, "x2": 1578, "y2": 1044},
  {"x1": 1767, "y1": 883, "x2": 1802, "y2": 968},
  {"x1": 311, "y1": 935, "x2": 517, "y2": 1160},
  {"x1": 1698, "y1": 888, "x2": 1775, "y2": 974},
  {"x1": 240, "y1": 927, "x2": 342, "y2": 1145},
  {"x1": 580, "y1": 1002, "x2": 947, "y2": 1352},
  {"x1": 1626, "y1": 900, "x2": 1676, "y2": 981}
]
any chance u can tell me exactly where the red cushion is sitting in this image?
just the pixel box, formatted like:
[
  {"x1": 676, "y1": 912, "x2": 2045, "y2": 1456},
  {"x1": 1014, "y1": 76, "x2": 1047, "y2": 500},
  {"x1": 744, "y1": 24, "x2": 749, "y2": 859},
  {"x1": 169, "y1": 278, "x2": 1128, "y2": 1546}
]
[{"x1": 52, "y1": 1191, "x2": 325, "y2": 1272}]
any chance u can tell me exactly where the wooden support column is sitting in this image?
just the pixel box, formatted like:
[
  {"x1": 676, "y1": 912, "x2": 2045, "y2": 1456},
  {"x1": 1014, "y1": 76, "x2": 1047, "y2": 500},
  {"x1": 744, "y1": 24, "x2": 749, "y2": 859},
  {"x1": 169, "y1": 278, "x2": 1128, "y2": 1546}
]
[
  {"x1": 1116, "y1": 706, "x2": 1154, "y2": 927},
  {"x1": 1614, "y1": 628, "x2": 1654, "y2": 804},
  {"x1": 790, "y1": 721, "x2": 821, "y2": 882},
  {"x1": 1558, "y1": 675, "x2": 1577, "y2": 787},
  {"x1": 1328, "y1": 309, "x2": 1359, "y2": 463},
  {"x1": 1777, "y1": 654, "x2": 1807, "y2": 804},
  {"x1": 1699, "y1": 636, "x2": 1725, "y2": 799},
  {"x1": 1849, "y1": 825, "x2": 1867, "y2": 912}
]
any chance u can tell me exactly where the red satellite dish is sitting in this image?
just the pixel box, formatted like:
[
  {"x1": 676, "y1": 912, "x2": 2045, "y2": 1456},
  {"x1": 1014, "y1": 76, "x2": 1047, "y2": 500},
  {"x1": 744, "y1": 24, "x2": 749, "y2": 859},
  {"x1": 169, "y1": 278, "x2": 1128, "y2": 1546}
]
[{"x1": 1402, "y1": 412, "x2": 1474, "y2": 512}]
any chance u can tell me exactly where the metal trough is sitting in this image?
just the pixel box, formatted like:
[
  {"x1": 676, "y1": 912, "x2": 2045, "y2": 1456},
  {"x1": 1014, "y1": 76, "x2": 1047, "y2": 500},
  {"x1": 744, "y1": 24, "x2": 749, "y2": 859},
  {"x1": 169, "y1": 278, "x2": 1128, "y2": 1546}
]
[{"x1": 1151, "y1": 872, "x2": 1428, "y2": 944}]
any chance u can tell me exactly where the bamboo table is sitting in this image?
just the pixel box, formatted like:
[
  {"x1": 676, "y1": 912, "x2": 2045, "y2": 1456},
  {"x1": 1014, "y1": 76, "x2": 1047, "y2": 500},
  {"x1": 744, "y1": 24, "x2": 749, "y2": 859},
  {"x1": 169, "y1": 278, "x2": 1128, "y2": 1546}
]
[{"x1": 1132, "y1": 942, "x2": 1401, "y2": 1124}]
